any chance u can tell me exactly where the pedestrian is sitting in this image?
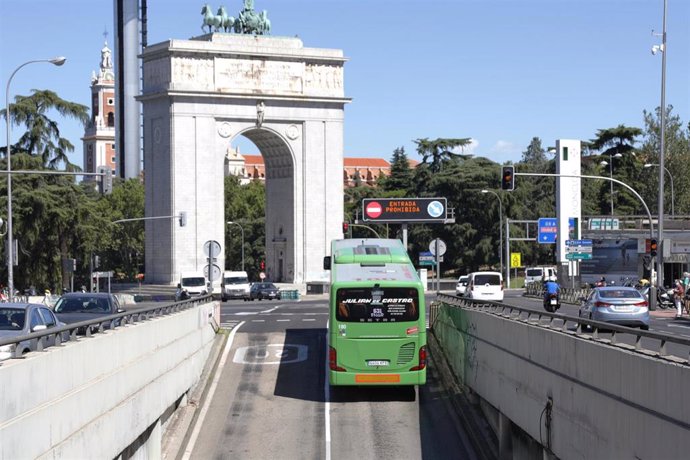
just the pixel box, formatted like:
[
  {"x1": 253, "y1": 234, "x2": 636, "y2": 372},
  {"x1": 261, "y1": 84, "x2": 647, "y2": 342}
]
[
  {"x1": 683, "y1": 272, "x2": 690, "y2": 315},
  {"x1": 673, "y1": 279, "x2": 685, "y2": 319}
]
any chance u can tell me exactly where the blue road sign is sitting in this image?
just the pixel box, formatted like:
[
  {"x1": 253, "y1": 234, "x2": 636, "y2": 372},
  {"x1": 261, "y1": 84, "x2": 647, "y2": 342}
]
[{"x1": 538, "y1": 217, "x2": 558, "y2": 244}]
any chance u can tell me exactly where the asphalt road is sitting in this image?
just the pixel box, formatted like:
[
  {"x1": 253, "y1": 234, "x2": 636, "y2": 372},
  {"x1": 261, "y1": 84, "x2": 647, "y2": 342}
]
[{"x1": 183, "y1": 297, "x2": 478, "y2": 460}]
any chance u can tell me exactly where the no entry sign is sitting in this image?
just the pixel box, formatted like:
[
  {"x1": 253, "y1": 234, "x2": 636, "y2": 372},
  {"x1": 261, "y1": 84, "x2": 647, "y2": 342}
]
[{"x1": 361, "y1": 198, "x2": 448, "y2": 223}]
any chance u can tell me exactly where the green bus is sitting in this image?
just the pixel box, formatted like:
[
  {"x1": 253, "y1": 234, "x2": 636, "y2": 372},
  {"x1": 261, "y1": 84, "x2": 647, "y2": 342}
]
[{"x1": 323, "y1": 238, "x2": 427, "y2": 386}]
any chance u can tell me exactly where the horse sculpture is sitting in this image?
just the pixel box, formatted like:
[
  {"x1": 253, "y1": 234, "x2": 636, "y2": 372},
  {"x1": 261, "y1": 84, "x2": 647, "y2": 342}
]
[
  {"x1": 217, "y1": 6, "x2": 235, "y2": 33},
  {"x1": 201, "y1": 4, "x2": 221, "y2": 33}
]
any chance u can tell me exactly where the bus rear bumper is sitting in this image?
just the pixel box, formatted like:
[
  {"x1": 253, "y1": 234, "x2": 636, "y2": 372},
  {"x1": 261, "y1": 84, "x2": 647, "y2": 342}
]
[{"x1": 329, "y1": 369, "x2": 426, "y2": 386}]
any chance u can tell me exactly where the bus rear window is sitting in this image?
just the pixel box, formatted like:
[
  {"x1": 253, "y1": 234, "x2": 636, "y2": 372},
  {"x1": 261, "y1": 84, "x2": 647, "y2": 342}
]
[{"x1": 335, "y1": 287, "x2": 419, "y2": 323}]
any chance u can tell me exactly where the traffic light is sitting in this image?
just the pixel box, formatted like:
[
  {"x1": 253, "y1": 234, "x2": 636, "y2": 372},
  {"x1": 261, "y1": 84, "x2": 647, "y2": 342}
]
[
  {"x1": 342, "y1": 221, "x2": 349, "y2": 234},
  {"x1": 501, "y1": 165, "x2": 515, "y2": 191},
  {"x1": 100, "y1": 166, "x2": 113, "y2": 194},
  {"x1": 94, "y1": 255, "x2": 100, "y2": 269},
  {"x1": 650, "y1": 239, "x2": 658, "y2": 257},
  {"x1": 260, "y1": 260, "x2": 265, "y2": 270},
  {"x1": 179, "y1": 212, "x2": 187, "y2": 227}
]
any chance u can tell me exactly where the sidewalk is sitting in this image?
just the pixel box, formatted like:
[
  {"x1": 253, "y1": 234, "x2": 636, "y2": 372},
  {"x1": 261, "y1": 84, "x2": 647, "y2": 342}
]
[{"x1": 650, "y1": 308, "x2": 688, "y2": 319}]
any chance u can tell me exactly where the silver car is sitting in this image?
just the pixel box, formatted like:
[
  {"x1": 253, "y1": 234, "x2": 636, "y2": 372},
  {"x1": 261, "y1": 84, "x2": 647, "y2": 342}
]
[
  {"x1": 0, "y1": 303, "x2": 66, "y2": 360},
  {"x1": 578, "y1": 287, "x2": 650, "y2": 330}
]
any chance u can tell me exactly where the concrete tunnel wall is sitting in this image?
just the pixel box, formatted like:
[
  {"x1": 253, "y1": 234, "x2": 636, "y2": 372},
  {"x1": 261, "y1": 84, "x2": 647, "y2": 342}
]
[
  {"x1": 432, "y1": 304, "x2": 690, "y2": 460},
  {"x1": 0, "y1": 301, "x2": 219, "y2": 459}
]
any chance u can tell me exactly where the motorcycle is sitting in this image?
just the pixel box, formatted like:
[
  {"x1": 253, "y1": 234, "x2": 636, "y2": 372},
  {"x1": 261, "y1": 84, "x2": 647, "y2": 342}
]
[
  {"x1": 544, "y1": 293, "x2": 560, "y2": 312},
  {"x1": 638, "y1": 285, "x2": 674, "y2": 309}
]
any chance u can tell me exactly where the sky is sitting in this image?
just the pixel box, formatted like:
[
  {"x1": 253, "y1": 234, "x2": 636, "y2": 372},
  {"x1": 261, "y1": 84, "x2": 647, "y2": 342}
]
[{"x1": 1, "y1": 0, "x2": 689, "y2": 168}]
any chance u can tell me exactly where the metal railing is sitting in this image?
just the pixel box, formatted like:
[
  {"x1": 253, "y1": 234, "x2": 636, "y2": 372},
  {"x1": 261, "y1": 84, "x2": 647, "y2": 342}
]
[
  {"x1": 524, "y1": 283, "x2": 592, "y2": 304},
  {"x1": 0, "y1": 295, "x2": 214, "y2": 362},
  {"x1": 432, "y1": 293, "x2": 690, "y2": 365}
]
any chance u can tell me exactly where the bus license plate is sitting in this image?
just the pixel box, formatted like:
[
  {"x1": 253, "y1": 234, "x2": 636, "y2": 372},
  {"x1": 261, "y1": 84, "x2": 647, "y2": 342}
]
[{"x1": 367, "y1": 360, "x2": 389, "y2": 367}]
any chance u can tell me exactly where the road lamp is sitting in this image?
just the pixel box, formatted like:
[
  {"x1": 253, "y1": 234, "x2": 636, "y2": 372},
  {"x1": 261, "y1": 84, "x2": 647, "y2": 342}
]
[
  {"x1": 599, "y1": 152, "x2": 623, "y2": 215},
  {"x1": 643, "y1": 163, "x2": 674, "y2": 217},
  {"x1": 5, "y1": 57, "x2": 66, "y2": 300},
  {"x1": 481, "y1": 189, "x2": 504, "y2": 280},
  {"x1": 226, "y1": 221, "x2": 245, "y2": 271},
  {"x1": 652, "y1": 0, "x2": 668, "y2": 290}
]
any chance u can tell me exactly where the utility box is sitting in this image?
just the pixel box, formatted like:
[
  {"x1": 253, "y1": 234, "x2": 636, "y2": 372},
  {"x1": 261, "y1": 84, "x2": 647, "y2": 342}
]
[{"x1": 306, "y1": 282, "x2": 329, "y2": 295}]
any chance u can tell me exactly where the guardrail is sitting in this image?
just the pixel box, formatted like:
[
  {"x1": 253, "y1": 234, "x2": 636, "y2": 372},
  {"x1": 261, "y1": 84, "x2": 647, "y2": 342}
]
[
  {"x1": 432, "y1": 293, "x2": 690, "y2": 364},
  {"x1": 0, "y1": 294, "x2": 214, "y2": 361},
  {"x1": 523, "y1": 283, "x2": 592, "y2": 304}
]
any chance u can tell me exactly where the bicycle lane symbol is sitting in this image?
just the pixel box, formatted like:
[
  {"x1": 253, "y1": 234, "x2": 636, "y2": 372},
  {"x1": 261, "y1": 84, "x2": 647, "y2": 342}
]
[{"x1": 232, "y1": 344, "x2": 308, "y2": 365}]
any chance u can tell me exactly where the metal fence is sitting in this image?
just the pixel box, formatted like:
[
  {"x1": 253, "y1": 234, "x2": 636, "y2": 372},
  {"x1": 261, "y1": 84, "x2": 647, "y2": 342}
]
[
  {"x1": 524, "y1": 283, "x2": 592, "y2": 304},
  {"x1": 0, "y1": 295, "x2": 214, "y2": 362},
  {"x1": 431, "y1": 293, "x2": 690, "y2": 365}
]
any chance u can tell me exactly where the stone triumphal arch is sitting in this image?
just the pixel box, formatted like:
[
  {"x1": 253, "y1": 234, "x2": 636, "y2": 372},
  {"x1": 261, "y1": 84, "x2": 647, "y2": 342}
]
[{"x1": 139, "y1": 34, "x2": 349, "y2": 284}]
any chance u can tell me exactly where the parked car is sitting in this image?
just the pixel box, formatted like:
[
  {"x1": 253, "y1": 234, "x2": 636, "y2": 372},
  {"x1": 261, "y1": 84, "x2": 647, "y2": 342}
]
[
  {"x1": 0, "y1": 303, "x2": 66, "y2": 360},
  {"x1": 578, "y1": 286, "x2": 649, "y2": 330},
  {"x1": 53, "y1": 292, "x2": 124, "y2": 333},
  {"x1": 465, "y1": 271, "x2": 504, "y2": 301},
  {"x1": 455, "y1": 275, "x2": 469, "y2": 296},
  {"x1": 245, "y1": 282, "x2": 281, "y2": 301}
]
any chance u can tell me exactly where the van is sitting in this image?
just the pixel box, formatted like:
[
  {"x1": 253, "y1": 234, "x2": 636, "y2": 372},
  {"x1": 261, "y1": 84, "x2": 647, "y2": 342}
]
[
  {"x1": 178, "y1": 272, "x2": 208, "y2": 300},
  {"x1": 466, "y1": 271, "x2": 504, "y2": 301},
  {"x1": 524, "y1": 266, "x2": 556, "y2": 286},
  {"x1": 221, "y1": 271, "x2": 250, "y2": 301}
]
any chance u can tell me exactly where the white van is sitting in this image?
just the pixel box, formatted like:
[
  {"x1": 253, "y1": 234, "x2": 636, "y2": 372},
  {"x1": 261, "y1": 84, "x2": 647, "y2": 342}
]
[
  {"x1": 221, "y1": 271, "x2": 250, "y2": 301},
  {"x1": 466, "y1": 271, "x2": 504, "y2": 301},
  {"x1": 178, "y1": 272, "x2": 208, "y2": 300},
  {"x1": 524, "y1": 266, "x2": 556, "y2": 286}
]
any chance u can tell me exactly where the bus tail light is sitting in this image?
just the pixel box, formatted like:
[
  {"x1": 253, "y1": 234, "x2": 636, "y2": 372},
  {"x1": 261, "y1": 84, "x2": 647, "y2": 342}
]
[
  {"x1": 409, "y1": 345, "x2": 427, "y2": 371},
  {"x1": 329, "y1": 346, "x2": 346, "y2": 372}
]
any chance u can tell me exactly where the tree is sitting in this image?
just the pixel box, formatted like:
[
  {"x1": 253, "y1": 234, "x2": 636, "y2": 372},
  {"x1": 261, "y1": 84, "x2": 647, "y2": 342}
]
[
  {"x1": 521, "y1": 137, "x2": 547, "y2": 165},
  {"x1": 414, "y1": 137, "x2": 472, "y2": 173},
  {"x1": 0, "y1": 89, "x2": 88, "y2": 170},
  {"x1": 381, "y1": 147, "x2": 413, "y2": 192},
  {"x1": 637, "y1": 106, "x2": 690, "y2": 215},
  {"x1": 589, "y1": 125, "x2": 644, "y2": 216}
]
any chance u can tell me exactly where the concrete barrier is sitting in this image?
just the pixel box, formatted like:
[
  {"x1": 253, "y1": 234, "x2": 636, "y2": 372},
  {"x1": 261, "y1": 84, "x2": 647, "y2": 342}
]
[
  {"x1": 432, "y1": 302, "x2": 690, "y2": 459},
  {"x1": 0, "y1": 300, "x2": 219, "y2": 459}
]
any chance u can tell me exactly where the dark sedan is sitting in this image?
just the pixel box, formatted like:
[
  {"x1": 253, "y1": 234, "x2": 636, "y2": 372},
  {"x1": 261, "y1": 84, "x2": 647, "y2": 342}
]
[
  {"x1": 0, "y1": 303, "x2": 66, "y2": 360},
  {"x1": 245, "y1": 282, "x2": 281, "y2": 301},
  {"x1": 53, "y1": 293, "x2": 124, "y2": 333}
]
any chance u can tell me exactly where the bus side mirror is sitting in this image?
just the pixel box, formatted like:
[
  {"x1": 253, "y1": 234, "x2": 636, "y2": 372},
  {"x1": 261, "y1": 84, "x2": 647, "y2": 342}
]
[{"x1": 323, "y1": 256, "x2": 331, "y2": 270}]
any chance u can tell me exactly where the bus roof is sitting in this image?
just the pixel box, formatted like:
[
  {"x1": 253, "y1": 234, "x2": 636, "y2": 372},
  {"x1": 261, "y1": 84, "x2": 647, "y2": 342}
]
[
  {"x1": 331, "y1": 239, "x2": 411, "y2": 265},
  {"x1": 329, "y1": 239, "x2": 421, "y2": 284}
]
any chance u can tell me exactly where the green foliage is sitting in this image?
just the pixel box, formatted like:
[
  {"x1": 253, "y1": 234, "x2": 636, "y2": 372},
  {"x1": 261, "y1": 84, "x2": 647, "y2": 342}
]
[
  {"x1": 414, "y1": 137, "x2": 473, "y2": 173},
  {"x1": 1, "y1": 89, "x2": 89, "y2": 170},
  {"x1": 224, "y1": 176, "x2": 266, "y2": 280}
]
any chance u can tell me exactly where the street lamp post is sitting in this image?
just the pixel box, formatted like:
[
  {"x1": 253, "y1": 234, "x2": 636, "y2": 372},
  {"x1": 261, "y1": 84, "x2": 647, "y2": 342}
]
[
  {"x1": 599, "y1": 152, "x2": 623, "y2": 216},
  {"x1": 652, "y1": 0, "x2": 668, "y2": 290},
  {"x1": 227, "y1": 221, "x2": 245, "y2": 271},
  {"x1": 5, "y1": 57, "x2": 66, "y2": 300},
  {"x1": 643, "y1": 163, "x2": 674, "y2": 217},
  {"x1": 481, "y1": 189, "x2": 504, "y2": 280}
]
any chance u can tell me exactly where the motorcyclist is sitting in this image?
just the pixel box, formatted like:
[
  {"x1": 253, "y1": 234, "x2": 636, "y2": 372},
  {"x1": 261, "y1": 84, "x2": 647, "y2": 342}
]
[{"x1": 543, "y1": 276, "x2": 560, "y2": 311}]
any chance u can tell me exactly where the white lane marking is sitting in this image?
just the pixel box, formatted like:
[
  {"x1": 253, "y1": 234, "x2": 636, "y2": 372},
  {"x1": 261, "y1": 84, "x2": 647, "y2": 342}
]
[
  {"x1": 251, "y1": 320, "x2": 265, "y2": 322},
  {"x1": 277, "y1": 319, "x2": 290, "y2": 322},
  {"x1": 324, "y1": 319, "x2": 331, "y2": 460},
  {"x1": 261, "y1": 306, "x2": 280, "y2": 314},
  {"x1": 302, "y1": 318, "x2": 316, "y2": 322},
  {"x1": 182, "y1": 321, "x2": 245, "y2": 460}
]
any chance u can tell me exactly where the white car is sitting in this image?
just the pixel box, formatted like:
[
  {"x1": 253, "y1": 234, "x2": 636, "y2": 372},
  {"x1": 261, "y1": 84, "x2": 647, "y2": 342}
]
[
  {"x1": 466, "y1": 271, "x2": 504, "y2": 301},
  {"x1": 456, "y1": 275, "x2": 469, "y2": 296}
]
